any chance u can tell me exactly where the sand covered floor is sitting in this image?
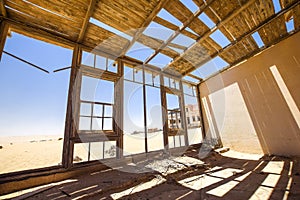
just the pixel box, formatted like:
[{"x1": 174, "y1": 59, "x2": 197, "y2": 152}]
[{"x1": 1, "y1": 148, "x2": 300, "y2": 200}]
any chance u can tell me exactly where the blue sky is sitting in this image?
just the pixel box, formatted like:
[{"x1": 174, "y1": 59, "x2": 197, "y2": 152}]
[{"x1": 0, "y1": 33, "x2": 71, "y2": 136}]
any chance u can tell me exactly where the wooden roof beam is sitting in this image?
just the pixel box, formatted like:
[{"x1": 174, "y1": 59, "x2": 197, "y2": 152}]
[
  {"x1": 164, "y1": 0, "x2": 257, "y2": 73},
  {"x1": 77, "y1": 0, "x2": 97, "y2": 43},
  {"x1": 0, "y1": 0, "x2": 7, "y2": 17},
  {"x1": 120, "y1": 0, "x2": 171, "y2": 56},
  {"x1": 182, "y1": 0, "x2": 300, "y2": 76},
  {"x1": 143, "y1": 0, "x2": 216, "y2": 64}
]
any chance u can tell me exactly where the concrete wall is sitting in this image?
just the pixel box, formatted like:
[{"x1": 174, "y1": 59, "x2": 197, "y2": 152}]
[{"x1": 199, "y1": 32, "x2": 300, "y2": 155}]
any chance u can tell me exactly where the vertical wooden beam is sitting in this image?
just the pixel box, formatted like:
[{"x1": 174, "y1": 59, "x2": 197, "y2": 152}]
[
  {"x1": 62, "y1": 45, "x2": 81, "y2": 168},
  {"x1": 142, "y1": 67, "x2": 148, "y2": 153},
  {"x1": 196, "y1": 84, "x2": 206, "y2": 141},
  {"x1": 0, "y1": 21, "x2": 9, "y2": 61},
  {"x1": 115, "y1": 59, "x2": 124, "y2": 158},
  {"x1": 179, "y1": 80, "x2": 189, "y2": 146},
  {"x1": 160, "y1": 75, "x2": 169, "y2": 150}
]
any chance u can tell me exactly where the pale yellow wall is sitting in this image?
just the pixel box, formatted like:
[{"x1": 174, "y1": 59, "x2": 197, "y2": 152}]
[{"x1": 199, "y1": 32, "x2": 300, "y2": 156}]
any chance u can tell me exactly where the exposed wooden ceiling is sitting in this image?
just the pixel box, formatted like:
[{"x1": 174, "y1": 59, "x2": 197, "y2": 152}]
[{"x1": 1, "y1": 0, "x2": 299, "y2": 78}]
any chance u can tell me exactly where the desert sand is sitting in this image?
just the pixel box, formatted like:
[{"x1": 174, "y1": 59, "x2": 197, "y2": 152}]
[{"x1": 0, "y1": 128, "x2": 202, "y2": 175}]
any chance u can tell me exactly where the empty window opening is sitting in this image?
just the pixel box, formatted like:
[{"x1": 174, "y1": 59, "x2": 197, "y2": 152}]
[
  {"x1": 73, "y1": 141, "x2": 116, "y2": 163},
  {"x1": 145, "y1": 71, "x2": 160, "y2": 88},
  {"x1": 167, "y1": 94, "x2": 185, "y2": 148},
  {"x1": 157, "y1": 9, "x2": 182, "y2": 27},
  {"x1": 126, "y1": 42, "x2": 155, "y2": 62},
  {"x1": 89, "y1": 18, "x2": 132, "y2": 40},
  {"x1": 272, "y1": 0, "x2": 282, "y2": 13},
  {"x1": 148, "y1": 53, "x2": 173, "y2": 68},
  {"x1": 199, "y1": 13, "x2": 216, "y2": 29},
  {"x1": 79, "y1": 77, "x2": 114, "y2": 132},
  {"x1": 251, "y1": 32, "x2": 264, "y2": 48},
  {"x1": 190, "y1": 56, "x2": 229, "y2": 79},
  {"x1": 184, "y1": 83, "x2": 202, "y2": 145},
  {"x1": 210, "y1": 29, "x2": 231, "y2": 48},
  {"x1": 81, "y1": 51, "x2": 118, "y2": 73},
  {"x1": 0, "y1": 32, "x2": 71, "y2": 174},
  {"x1": 123, "y1": 80, "x2": 145, "y2": 155},
  {"x1": 143, "y1": 22, "x2": 175, "y2": 41},
  {"x1": 286, "y1": 17, "x2": 295, "y2": 33},
  {"x1": 172, "y1": 33, "x2": 196, "y2": 48},
  {"x1": 179, "y1": 0, "x2": 199, "y2": 13}
]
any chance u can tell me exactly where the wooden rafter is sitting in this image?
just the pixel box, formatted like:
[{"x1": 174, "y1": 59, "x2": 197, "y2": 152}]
[
  {"x1": 77, "y1": 0, "x2": 97, "y2": 43},
  {"x1": 0, "y1": 21, "x2": 9, "y2": 61},
  {"x1": 183, "y1": 0, "x2": 300, "y2": 76},
  {"x1": 0, "y1": 0, "x2": 7, "y2": 17},
  {"x1": 143, "y1": 0, "x2": 217, "y2": 64},
  {"x1": 166, "y1": 0, "x2": 257, "y2": 74},
  {"x1": 120, "y1": 0, "x2": 171, "y2": 56}
]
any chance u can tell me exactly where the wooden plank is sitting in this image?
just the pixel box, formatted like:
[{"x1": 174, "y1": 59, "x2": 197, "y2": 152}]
[
  {"x1": 7, "y1": 19, "x2": 74, "y2": 49},
  {"x1": 153, "y1": 16, "x2": 198, "y2": 40},
  {"x1": 0, "y1": 21, "x2": 9, "y2": 61},
  {"x1": 21, "y1": 0, "x2": 88, "y2": 21},
  {"x1": 77, "y1": 0, "x2": 97, "y2": 43},
  {"x1": 120, "y1": 0, "x2": 170, "y2": 56}
]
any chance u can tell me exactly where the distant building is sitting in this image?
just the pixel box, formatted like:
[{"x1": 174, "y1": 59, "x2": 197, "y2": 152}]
[{"x1": 168, "y1": 104, "x2": 201, "y2": 129}]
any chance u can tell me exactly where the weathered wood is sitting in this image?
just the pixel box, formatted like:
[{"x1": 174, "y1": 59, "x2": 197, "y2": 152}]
[
  {"x1": 166, "y1": 0, "x2": 257, "y2": 73},
  {"x1": 0, "y1": 0, "x2": 7, "y2": 17},
  {"x1": 0, "y1": 21, "x2": 9, "y2": 61},
  {"x1": 179, "y1": 80, "x2": 189, "y2": 146},
  {"x1": 62, "y1": 45, "x2": 81, "y2": 169},
  {"x1": 170, "y1": 0, "x2": 300, "y2": 75},
  {"x1": 77, "y1": 0, "x2": 97, "y2": 43},
  {"x1": 160, "y1": 74, "x2": 169, "y2": 150},
  {"x1": 196, "y1": 85, "x2": 206, "y2": 140},
  {"x1": 120, "y1": 0, "x2": 171, "y2": 56},
  {"x1": 144, "y1": 0, "x2": 216, "y2": 64}
]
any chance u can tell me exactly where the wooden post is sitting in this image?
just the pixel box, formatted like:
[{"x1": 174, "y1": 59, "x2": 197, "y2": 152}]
[
  {"x1": 179, "y1": 80, "x2": 189, "y2": 146},
  {"x1": 142, "y1": 66, "x2": 148, "y2": 153},
  {"x1": 0, "y1": 21, "x2": 9, "y2": 61},
  {"x1": 196, "y1": 84, "x2": 206, "y2": 141},
  {"x1": 115, "y1": 59, "x2": 124, "y2": 158},
  {"x1": 62, "y1": 45, "x2": 81, "y2": 168},
  {"x1": 160, "y1": 74, "x2": 169, "y2": 150}
]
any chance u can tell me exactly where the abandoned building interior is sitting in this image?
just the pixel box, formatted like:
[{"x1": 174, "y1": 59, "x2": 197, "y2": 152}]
[{"x1": 0, "y1": 0, "x2": 299, "y2": 199}]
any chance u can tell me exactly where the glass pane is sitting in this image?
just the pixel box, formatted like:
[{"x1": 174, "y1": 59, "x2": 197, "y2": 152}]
[
  {"x1": 145, "y1": 71, "x2": 153, "y2": 85},
  {"x1": 153, "y1": 74, "x2": 160, "y2": 87}
]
